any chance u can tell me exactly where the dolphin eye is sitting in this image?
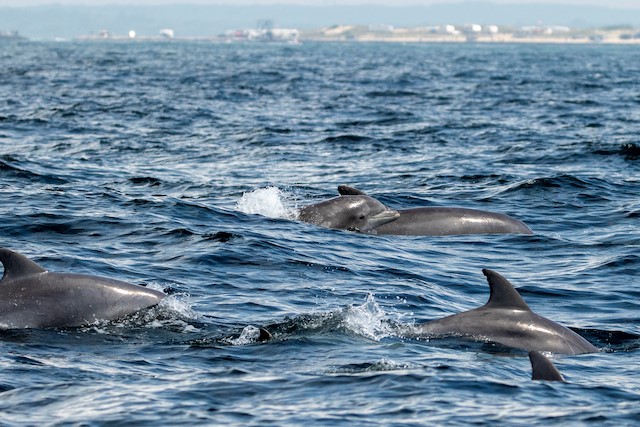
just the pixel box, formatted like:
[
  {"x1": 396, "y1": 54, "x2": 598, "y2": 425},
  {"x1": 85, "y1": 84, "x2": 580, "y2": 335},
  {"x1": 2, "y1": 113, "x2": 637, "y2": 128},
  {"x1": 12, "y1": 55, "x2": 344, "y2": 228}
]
[{"x1": 359, "y1": 215, "x2": 365, "y2": 220}]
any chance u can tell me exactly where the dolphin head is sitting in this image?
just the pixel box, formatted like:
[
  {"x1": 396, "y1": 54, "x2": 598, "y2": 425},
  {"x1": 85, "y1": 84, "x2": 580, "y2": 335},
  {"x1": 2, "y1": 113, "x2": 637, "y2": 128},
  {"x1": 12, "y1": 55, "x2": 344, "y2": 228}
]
[{"x1": 299, "y1": 195, "x2": 399, "y2": 232}]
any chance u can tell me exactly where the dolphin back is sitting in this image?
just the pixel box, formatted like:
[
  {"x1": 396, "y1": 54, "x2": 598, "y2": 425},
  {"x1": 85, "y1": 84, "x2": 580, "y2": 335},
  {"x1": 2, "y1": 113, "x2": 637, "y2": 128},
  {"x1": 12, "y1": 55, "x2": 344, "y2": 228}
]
[
  {"x1": 0, "y1": 248, "x2": 165, "y2": 329},
  {"x1": 373, "y1": 207, "x2": 533, "y2": 236},
  {"x1": 416, "y1": 269, "x2": 598, "y2": 355}
]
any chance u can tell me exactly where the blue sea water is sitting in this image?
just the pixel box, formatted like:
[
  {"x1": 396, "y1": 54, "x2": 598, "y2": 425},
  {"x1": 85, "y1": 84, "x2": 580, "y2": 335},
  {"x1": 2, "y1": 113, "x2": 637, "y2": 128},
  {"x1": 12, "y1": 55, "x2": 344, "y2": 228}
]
[{"x1": 0, "y1": 40, "x2": 639, "y2": 425}]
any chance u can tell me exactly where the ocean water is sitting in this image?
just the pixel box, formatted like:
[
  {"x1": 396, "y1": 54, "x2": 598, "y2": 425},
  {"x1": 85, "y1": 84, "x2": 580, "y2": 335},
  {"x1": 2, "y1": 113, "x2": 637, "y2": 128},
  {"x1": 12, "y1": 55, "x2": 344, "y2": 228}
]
[{"x1": 0, "y1": 40, "x2": 639, "y2": 425}]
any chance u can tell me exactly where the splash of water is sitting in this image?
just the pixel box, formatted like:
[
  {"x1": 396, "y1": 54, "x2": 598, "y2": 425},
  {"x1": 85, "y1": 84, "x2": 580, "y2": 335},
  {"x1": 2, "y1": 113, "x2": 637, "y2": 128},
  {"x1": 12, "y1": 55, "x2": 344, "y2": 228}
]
[
  {"x1": 81, "y1": 291, "x2": 199, "y2": 334},
  {"x1": 341, "y1": 294, "x2": 396, "y2": 341},
  {"x1": 250, "y1": 295, "x2": 401, "y2": 342},
  {"x1": 328, "y1": 357, "x2": 416, "y2": 374},
  {"x1": 156, "y1": 293, "x2": 198, "y2": 322},
  {"x1": 226, "y1": 325, "x2": 264, "y2": 345},
  {"x1": 236, "y1": 187, "x2": 298, "y2": 219}
]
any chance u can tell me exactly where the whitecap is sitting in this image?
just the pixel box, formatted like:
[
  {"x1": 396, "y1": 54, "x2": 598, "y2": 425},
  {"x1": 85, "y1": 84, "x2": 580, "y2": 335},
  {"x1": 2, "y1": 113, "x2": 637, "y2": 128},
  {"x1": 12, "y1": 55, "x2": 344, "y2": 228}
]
[
  {"x1": 235, "y1": 186, "x2": 298, "y2": 220},
  {"x1": 341, "y1": 294, "x2": 395, "y2": 341}
]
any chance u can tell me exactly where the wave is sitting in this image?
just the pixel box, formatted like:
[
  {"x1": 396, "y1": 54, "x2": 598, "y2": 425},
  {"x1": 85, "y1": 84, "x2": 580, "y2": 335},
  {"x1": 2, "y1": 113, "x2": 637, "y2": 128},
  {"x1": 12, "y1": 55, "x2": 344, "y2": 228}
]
[
  {"x1": 327, "y1": 358, "x2": 417, "y2": 374},
  {"x1": 0, "y1": 155, "x2": 68, "y2": 185},
  {"x1": 592, "y1": 142, "x2": 640, "y2": 161},
  {"x1": 366, "y1": 90, "x2": 420, "y2": 98},
  {"x1": 320, "y1": 134, "x2": 374, "y2": 144},
  {"x1": 218, "y1": 295, "x2": 398, "y2": 346},
  {"x1": 128, "y1": 176, "x2": 164, "y2": 187}
]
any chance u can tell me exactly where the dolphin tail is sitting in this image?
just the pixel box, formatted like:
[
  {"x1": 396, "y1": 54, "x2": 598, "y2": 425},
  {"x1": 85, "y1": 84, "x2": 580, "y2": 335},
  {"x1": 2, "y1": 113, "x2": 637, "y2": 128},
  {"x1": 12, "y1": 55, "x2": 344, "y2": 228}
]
[{"x1": 529, "y1": 351, "x2": 565, "y2": 382}]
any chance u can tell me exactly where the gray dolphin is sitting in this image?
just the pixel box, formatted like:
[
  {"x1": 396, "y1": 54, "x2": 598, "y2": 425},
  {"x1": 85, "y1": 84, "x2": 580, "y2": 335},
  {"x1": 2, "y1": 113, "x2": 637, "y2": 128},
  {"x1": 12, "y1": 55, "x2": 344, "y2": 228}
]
[
  {"x1": 412, "y1": 269, "x2": 597, "y2": 354},
  {"x1": 0, "y1": 248, "x2": 165, "y2": 329},
  {"x1": 337, "y1": 185, "x2": 533, "y2": 235},
  {"x1": 372, "y1": 207, "x2": 532, "y2": 235},
  {"x1": 298, "y1": 193, "x2": 400, "y2": 232},
  {"x1": 529, "y1": 351, "x2": 565, "y2": 381}
]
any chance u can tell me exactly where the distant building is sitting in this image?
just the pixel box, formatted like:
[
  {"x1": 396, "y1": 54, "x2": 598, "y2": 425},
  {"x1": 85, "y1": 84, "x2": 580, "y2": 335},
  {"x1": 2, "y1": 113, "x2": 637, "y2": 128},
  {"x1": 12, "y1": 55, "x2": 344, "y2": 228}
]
[
  {"x1": 485, "y1": 25, "x2": 499, "y2": 34},
  {"x1": 518, "y1": 25, "x2": 572, "y2": 37},
  {"x1": 368, "y1": 24, "x2": 394, "y2": 33},
  {"x1": 0, "y1": 30, "x2": 26, "y2": 40},
  {"x1": 548, "y1": 26, "x2": 571, "y2": 34},
  {"x1": 431, "y1": 24, "x2": 460, "y2": 35},
  {"x1": 159, "y1": 29, "x2": 175, "y2": 39},
  {"x1": 466, "y1": 24, "x2": 482, "y2": 33},
  {"x1": 224, "y1": 25, "x2": 300, "y2": 43}
]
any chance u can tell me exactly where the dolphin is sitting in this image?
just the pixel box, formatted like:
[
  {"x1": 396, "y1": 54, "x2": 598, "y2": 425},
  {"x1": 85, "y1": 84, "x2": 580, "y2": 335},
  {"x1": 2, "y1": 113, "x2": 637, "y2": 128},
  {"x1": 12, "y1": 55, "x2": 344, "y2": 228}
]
[
  {"x1": 529, "y1": 351, "x2": 565, "y2": 382},
  {"x1": 298, "y1": 193, "x2": 400, "y2": 232},
  {"x1": 337, "y1": 186, "x2": 533, "y2": 235},
  {"x1": 372, "y1": 207, "x2": 532, "y2": 235},
  {"x1": 0, "y1": 248, "x2": 165, "y2": 329},
  {"x1": 411, "y1": 269, "x2": 598, "y2": 355}
]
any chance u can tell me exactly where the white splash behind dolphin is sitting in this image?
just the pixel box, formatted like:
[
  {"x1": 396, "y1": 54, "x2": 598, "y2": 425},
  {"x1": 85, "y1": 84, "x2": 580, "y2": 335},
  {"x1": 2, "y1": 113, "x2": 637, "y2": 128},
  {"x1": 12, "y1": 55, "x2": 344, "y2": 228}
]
[{"x1": 0, "y1": 248, "x2": 165, "y2": 329}]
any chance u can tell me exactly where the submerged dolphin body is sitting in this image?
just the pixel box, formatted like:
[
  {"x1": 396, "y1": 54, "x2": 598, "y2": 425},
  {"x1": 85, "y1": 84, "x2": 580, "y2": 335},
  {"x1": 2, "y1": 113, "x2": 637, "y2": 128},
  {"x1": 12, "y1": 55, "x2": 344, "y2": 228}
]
[
  {"x1": 337, "y1": 186, "x2": 533, "y2": 236},
  {"x1": 298, "y1": 194, "x2": 400, "y2": 232},
  {"x1": 529, "y1": 351, "x2": 565, "y2": 382},
  {"x1": 412, "y1": 269, "x2": 597, "y2": 355},
  {"x1": 0, "y1": 248, "x2": 165, "y2": 329}
]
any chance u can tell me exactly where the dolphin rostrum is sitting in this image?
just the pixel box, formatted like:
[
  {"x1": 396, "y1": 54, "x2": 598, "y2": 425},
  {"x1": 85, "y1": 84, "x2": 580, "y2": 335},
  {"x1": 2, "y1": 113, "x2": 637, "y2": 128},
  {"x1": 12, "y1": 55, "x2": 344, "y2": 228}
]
[
  {"x1": 0, "y1": 248, "x2": 165, "y2": 329},
  {"x1": 412, "y1": 269, "x2": 597, "y2": 355},
  {"x1": 529, "y1": 351, "x2": 565, "y2": 382}
]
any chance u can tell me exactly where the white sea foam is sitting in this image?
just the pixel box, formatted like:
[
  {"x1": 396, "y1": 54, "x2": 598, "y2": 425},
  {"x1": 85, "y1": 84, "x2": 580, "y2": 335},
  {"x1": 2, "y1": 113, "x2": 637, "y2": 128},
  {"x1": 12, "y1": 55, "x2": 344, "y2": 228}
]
[
  {"x1": 83, "y1": 289, "x2": 200, "y2": 333},
  {"x1": 236, "y1": 186, "x2": 298, "y2": 220},
  {"x1": 156, "y1": 293, "x2": 198, "y2": 321},
  {"x1": 227, "y1": 325, "x2": 264, "y2": 345},
  {"x1": 342, "y1": 294, "x2": 395, "y2": 341}
]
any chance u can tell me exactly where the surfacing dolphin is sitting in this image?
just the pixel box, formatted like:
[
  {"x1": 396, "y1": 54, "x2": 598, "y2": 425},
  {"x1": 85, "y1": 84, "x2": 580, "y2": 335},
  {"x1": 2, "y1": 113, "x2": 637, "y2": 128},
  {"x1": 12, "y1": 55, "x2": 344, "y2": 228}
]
[
  {"x1": 297, "y1": 192, "x2": 400, "y2": 232},
  {"x1": 0, "y1": 248, "x2": 165, "y2": 329},
  {"x1": 529, "y1": 351, "x2": 565, "y2": 382},
  {"x1": 337, "y1": 185, "x2": 533, "y2": 236},
  {"x1": 411, "y1": 269, "x2": 597, "y2": 355}
]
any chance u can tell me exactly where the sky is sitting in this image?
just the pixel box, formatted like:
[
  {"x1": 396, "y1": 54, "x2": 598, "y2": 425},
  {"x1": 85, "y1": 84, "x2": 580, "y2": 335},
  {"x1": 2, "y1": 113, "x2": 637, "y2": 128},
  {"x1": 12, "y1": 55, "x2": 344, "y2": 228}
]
[{"x1": 0, "y1": 0, "x2": 638, "y2": 8}]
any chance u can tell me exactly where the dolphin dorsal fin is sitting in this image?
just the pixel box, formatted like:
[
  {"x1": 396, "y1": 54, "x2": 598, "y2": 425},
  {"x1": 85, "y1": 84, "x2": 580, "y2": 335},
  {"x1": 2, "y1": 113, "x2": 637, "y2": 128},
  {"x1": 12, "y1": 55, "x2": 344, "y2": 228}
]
[
  {"x1": 482, "y1": 269, "x2": 531, "y2": 311},
  {"x1": 338, "y1": 185, "x2": 367, "y2": 196},
  {"x1": 529, "y1": 351, "x2": 564, "y2": 381},
  {"x1": 0, "y1": 248, "x2": 47, "y2": 281}
]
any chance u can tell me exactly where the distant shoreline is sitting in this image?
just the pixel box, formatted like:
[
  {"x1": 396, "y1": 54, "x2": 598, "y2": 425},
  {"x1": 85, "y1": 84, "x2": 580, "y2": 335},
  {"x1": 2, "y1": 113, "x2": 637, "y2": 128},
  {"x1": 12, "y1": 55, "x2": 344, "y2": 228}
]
[
  {"x1": 304, "y1": 36, "x2": 640, "y2": 45},
  {"x1": 66, "y1": 25, "x2": 640, "y2": 45},
  {"x1": 301, "y1": 26, "x2": 640, "y2": 45},
  {"x1": 68, "y1": 35, "x2": 640, "y2": 45},
  {"x1": 3, "y1": 3, "x2": 640, "y2": 41}
]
